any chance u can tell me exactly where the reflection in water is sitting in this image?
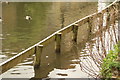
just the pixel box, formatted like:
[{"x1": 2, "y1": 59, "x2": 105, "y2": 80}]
[
  {"x1": 1, "y1": 2, "x2": 97, "y2": 78},
  {"x1": 98, "y1": 0, "x2": 111, "y2": 11}
]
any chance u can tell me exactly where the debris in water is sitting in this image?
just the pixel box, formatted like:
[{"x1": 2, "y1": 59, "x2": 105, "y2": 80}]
[
  {"x1": 46, "y1": 56, "x2": 48, "y2": 58},
  {"x1": 0, "y1": 17, "x2": 2, "y2": 22},
  {"x1": 47, "y1": 63, "x2": 50, "y2": 66},
  {"x1": 25, "y1": 15, "x2": 32, "y2": 20}
]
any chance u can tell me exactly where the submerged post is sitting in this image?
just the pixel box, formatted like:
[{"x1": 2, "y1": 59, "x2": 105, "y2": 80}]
[
  {"x1": 72, "y1": 24, "x2": 78, "y2": 43},
  {"x1": 34, "y1": 45, "x2": 43, "y2": 68},
  {"x1": 55, "y1": 33, "x2": 62, "y2": 53}
]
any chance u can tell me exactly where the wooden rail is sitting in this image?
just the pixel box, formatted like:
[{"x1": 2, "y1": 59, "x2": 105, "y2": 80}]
[{"x1": 0, "y1": 0, "x2": 119, "y2": 74}]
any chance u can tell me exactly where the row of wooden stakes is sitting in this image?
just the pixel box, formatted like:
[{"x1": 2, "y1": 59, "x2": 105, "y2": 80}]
[{"x1": 34, "y1": 24, "x2": 79, "y2": 68}]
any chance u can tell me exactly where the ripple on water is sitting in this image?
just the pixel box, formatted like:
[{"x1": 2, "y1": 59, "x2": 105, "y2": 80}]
[
  {"x1": 1, "y1": 65, "x2": 34, "y2": 78},
  {"x1": 0, "y1": 34, "x2": 3, "y2": 36},
  {"x1": 0, "y1": 55, "x2": 7, "y2": 58},
  {"x1": 0, "y1": 37, "x2": 5, "y2": 40},
  {"x1": 11, "y1": 52, "x2": 18, "y2": 55},
  {"x1": 19, "y1": 61, "x2": 33, "y2": 65}
]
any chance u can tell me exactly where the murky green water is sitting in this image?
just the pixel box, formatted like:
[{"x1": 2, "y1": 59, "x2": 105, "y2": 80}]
[{"x1": 1, "y1": 2, "x2": 97, "y2": 78}]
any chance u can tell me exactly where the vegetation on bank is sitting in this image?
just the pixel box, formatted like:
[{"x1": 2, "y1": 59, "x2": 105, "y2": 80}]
[{"x1": 100, "y1": 43, "x2": 120, "y2": 78}]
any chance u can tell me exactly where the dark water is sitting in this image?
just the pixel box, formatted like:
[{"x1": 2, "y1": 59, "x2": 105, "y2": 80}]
[{"x1": 1, "y1": 2, "x2": 97, "y2": 78}]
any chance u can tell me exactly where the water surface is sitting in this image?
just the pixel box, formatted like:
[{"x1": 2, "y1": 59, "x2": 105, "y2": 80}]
[{"x1": 1, "y1": 2, "x2": 97, "y2": 78}]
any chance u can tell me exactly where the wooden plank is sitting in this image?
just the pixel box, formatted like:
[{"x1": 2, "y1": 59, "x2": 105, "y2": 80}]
[
  {"x1": 0, "y1": 47, "x2": 35, "y2": 74},
  {"x1": 59, "y1": 26, "x2": 73, "y2": 35}
]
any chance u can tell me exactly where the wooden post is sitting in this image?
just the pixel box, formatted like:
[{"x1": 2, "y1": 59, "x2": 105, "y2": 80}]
[
  {"x1": 106, "y1": 8, "x2": 110, "y2": 29},
  {"x1": 99, "y1": 13, "x2": 103, "y2": 29},
  {"x1": 55, "y1": 33, "x2": 62, "y2": 53},
  {"x1": 88, "y1": 17, "x2": 92, "y2": 39},
  {"x1": 72, "y1": 24, "x2": 78, "y2": 43},
  {"x1": 34, "y1": 45, "x2": 43, "y2": 68}
]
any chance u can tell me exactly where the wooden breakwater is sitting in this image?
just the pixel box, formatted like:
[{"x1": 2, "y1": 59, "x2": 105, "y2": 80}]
[{"x1": 0, "y1": 0, "x2": 119, "y2": 74}]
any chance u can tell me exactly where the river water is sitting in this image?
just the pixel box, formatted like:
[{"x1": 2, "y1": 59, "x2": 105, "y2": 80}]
[{"x1": 1, "y1": 2, "x2": 98, "y2": 78}]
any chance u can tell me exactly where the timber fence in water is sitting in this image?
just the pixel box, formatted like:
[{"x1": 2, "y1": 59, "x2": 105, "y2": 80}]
[{"x1": 0, "y1": 0, "x2": 119, "y2": 78}]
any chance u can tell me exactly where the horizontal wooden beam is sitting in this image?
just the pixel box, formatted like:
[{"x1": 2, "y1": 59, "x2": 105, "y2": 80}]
[{"x1": 0, "y1": 47, "x2": 35, "y2": 74}]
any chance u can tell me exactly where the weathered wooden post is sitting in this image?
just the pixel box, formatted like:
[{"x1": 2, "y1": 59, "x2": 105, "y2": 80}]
[
  {"x1": 88, "y1": 17, "x2": 92, "y2": 39},
  {"x1": 34, "y1": 45, "x2": 43, "y2": 68},
  {"x1": 55, "y1": 33, "x2": 62, "y2": 53},
  {"x1": 105, "y1": 8, "x2": 110, "y2": 29},
  {"x1": 72, "y1": 24, "x2": 78, "y2": 43}
]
